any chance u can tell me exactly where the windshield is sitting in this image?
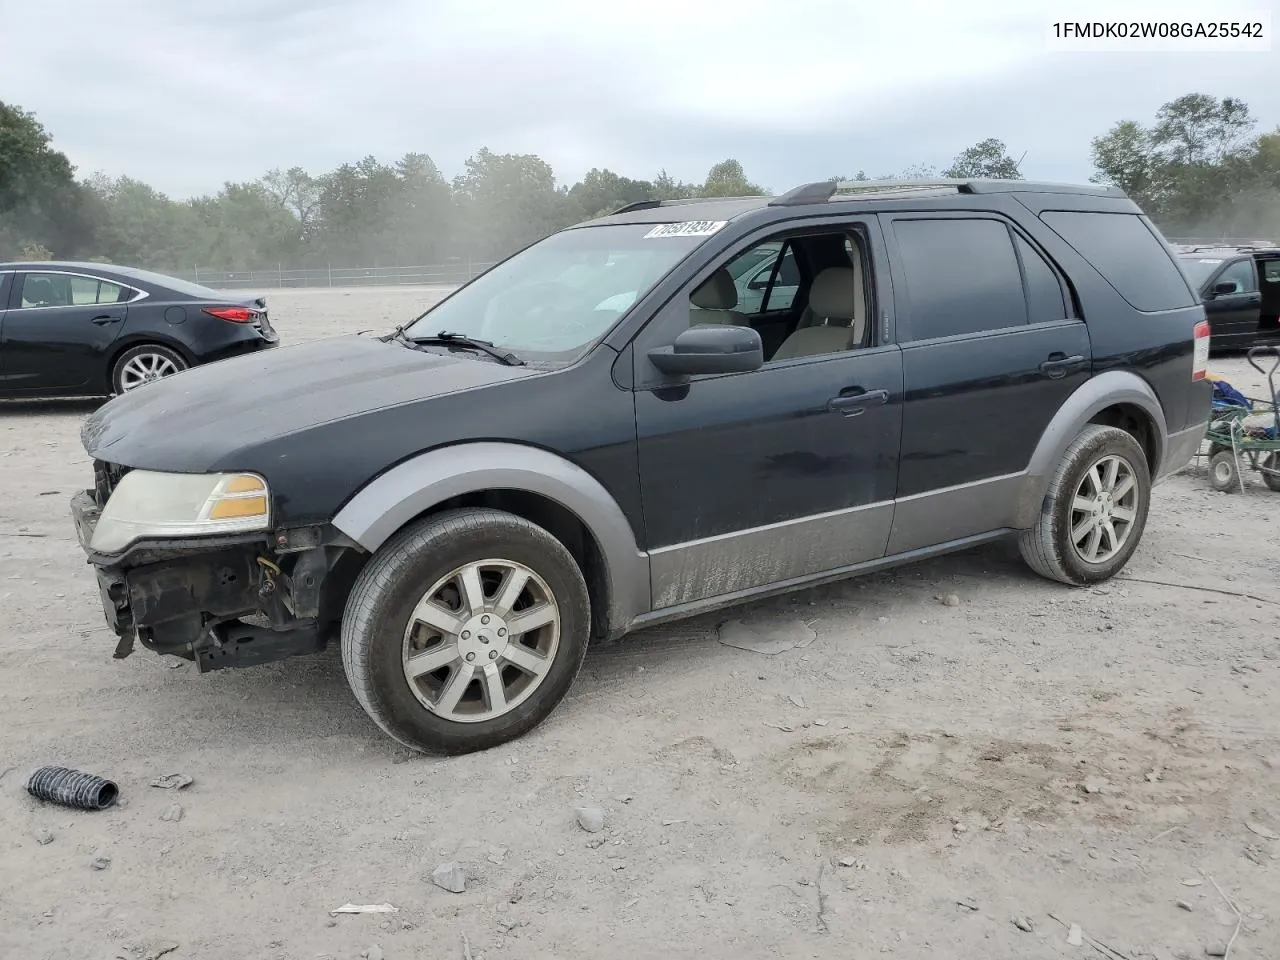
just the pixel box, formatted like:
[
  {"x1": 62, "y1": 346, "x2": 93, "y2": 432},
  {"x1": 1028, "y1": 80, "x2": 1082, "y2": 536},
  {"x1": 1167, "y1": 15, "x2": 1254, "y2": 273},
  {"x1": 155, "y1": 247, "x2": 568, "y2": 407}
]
[
  {"x1": 403, "y1": 223, "x2": 713, "y2": 361},
  {"x1": 1177, "y1": 256, "x2": 1225, "y2": 289}
]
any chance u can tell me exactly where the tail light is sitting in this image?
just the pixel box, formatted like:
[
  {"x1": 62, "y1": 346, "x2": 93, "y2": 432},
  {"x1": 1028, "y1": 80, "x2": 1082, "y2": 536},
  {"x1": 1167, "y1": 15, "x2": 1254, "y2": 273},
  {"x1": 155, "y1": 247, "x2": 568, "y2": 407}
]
[
  {"x1": 203, "y1": 307, "x2": 257, "y2": 323},
  {"x1": 1192, "y1": 320, "x2": 1210, "y2": 381}
]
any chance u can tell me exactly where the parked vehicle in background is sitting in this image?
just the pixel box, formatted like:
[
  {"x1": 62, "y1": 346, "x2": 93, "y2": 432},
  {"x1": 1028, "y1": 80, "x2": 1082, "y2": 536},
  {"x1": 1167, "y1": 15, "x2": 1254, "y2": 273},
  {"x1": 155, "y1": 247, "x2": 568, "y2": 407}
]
[
  {"x1": 70, "y1": 178, "x2": 1211, "y2": 756},
  {"x1": 1174, "y1": 243, "x2": 1280, "y2": 352},
  {"x1": 0, "y1": 261, "x2": 279, "y2": 398}
]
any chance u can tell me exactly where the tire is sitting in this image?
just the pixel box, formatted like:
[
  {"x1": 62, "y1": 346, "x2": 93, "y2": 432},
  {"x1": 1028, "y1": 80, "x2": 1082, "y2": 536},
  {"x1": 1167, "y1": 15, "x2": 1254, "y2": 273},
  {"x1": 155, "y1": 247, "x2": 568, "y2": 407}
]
[
  {"x1": 111, "y1": 344, "x2": 188, "y2": 394},
  {"x1": 341, "y1": 507, "x2": 591, "y2": 755},
  {"x1": 1261, "y1": 453, "x2": 1280, "y2": 493},
  {"x1": 1208, "y1": 450, "x2": 1241, "y2": 493},
  {"x1": 1019, "y1": 424, "x2": 1151, "y2": 586}
]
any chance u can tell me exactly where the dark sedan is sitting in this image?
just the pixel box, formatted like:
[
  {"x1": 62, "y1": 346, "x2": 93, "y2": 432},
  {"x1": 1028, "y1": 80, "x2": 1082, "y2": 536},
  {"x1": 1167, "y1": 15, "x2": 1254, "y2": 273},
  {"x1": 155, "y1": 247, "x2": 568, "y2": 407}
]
[{"x1": 0, "y1": 261, "x2": 279, "y2": 397}]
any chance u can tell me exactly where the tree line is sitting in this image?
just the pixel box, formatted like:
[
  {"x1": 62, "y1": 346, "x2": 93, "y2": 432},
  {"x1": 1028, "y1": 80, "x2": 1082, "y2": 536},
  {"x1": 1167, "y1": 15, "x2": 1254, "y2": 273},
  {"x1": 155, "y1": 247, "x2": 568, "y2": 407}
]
[{"x1": 1, "y1": 93, "x2": 1278, "y2": 273}]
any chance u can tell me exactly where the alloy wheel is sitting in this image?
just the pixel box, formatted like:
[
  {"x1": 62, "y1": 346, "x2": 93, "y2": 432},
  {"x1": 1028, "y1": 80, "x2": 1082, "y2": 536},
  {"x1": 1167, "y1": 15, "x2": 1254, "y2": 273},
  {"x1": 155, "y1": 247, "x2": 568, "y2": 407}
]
[
  {"x1": 1069, "y1": 454, "x2": 1139, "y2": 564},
  {"x1": 400, "y1": 559, "x2": 560, "y2": 722}
]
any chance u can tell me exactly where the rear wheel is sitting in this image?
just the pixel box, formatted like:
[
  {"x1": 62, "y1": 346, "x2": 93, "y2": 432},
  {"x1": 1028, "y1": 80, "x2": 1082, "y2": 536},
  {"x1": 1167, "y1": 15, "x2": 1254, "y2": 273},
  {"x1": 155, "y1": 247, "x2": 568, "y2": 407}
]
[
  {"x1": 1019, "y1": 424, "x2": 1151, "y2": 586},
  {"x1": 1260, "y1": 453, "x2": 1280, "y2": 492},
  {"x1": 341, "y1": 507, "x2": 591, "y2": 754},
  {"x1": 111, "y1": 344, "x2": 187, "y2": 394}
]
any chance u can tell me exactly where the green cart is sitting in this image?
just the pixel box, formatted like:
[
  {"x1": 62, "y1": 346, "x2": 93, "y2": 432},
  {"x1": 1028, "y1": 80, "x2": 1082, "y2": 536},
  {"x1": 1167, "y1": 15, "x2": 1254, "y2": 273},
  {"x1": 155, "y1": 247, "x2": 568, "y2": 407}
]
[{"x1": 1203, "y1": 346, "x2": 1280, "y2": 493}]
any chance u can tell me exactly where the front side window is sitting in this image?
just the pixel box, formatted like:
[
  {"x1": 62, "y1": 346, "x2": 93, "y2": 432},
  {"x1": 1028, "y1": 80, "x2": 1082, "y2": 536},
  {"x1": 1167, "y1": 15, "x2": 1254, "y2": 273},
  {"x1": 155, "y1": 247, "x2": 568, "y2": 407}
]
[
  {"x1": 1215, "y1": 259, "x2": 1258, "y2": 294},
  {"x1": 1179, "y1": 257, "x2": 1227, "y2": 289},
  {"x1": 894, "y1": 218, "x2": 1028, "y2": 341},
  {"x1": 403, "y1": 223, "x2": 712, "y2": 361}
]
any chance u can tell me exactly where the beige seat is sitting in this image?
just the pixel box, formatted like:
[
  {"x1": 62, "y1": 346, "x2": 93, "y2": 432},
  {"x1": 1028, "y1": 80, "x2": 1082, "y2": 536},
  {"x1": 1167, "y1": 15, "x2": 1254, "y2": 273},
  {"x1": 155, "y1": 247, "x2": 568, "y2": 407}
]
[
  {"x1": 689, "y1": 268, "x2": 747, "y2": 326},
  {"x1": 772, "y1": 262, "x2": 867, "y2": 361}
]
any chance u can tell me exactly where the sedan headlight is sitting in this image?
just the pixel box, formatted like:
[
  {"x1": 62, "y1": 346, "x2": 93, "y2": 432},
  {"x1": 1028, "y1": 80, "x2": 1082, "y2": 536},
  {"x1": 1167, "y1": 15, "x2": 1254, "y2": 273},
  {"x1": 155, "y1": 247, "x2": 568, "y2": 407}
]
[{"x1": 91, "y1": 470, "x2": 270, "y2": 553}]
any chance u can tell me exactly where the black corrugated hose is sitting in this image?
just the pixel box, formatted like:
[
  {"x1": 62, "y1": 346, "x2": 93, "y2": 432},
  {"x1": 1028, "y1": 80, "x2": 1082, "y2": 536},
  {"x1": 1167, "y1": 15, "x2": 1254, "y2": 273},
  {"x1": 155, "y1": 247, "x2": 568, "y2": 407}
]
[{"x1": 26, "y1": 765, "x2": 119, "y2": 810}]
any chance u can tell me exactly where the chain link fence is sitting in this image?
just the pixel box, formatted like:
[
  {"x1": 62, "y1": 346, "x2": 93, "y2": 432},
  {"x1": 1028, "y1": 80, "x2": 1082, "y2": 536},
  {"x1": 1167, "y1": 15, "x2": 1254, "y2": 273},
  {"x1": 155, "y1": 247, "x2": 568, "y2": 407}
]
[{"x1": 162, "y1": 260, "x2": 500, "y2": 290}]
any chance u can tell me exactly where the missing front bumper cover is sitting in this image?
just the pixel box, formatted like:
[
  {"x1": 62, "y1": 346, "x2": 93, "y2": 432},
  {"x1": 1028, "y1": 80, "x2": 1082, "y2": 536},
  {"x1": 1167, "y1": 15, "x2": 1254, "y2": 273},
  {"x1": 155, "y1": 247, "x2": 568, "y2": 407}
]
[{"x1": 196, "y1": 619, "x2": 326, "y2": 672}]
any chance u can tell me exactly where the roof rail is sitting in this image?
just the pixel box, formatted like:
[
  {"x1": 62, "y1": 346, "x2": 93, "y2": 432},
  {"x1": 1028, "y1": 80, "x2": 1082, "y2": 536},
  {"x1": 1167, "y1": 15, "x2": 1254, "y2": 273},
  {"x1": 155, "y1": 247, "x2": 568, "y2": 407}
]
[{"x1": 771, "y1": 177, "x2": 1127, "y2": 206}]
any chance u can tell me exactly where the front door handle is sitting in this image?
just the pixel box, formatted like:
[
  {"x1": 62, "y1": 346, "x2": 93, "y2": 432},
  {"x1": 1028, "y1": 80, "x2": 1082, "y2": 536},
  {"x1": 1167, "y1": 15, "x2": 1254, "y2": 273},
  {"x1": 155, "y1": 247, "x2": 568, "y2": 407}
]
[
  {"x1": 827, "y1": 387, "x2": 889, "y2": 417},
  {"x1": 91, "y1": 315, "x2": 122, "y2": 326},
  {"x1": 1039, "y1": 353, "x2": 1086, "y2": 379}
]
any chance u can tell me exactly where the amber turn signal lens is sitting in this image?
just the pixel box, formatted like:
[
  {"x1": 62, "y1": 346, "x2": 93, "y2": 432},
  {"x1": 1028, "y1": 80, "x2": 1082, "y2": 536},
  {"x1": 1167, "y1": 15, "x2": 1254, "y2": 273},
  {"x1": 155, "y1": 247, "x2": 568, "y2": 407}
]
[
  {"x1": 222, "y1": 474, "x2": 267, "y2": 495},
  {"x1": 207, "y1": 495, "x2": 268, "y2": 520}
]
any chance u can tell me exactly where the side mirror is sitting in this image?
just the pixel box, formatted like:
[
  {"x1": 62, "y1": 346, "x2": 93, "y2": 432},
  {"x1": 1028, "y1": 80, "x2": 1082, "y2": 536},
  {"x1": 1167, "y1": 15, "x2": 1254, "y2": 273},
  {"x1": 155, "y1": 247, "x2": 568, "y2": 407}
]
[
  {"x1": 647, "y1": 324, "x2": 764, "y2": 376},
  {"x1": 747, "y1": 277, "x2": 771, "y2": 291},
  {"x1": 1213, "y1": 280, "x2": 1240, "y2": 296}
]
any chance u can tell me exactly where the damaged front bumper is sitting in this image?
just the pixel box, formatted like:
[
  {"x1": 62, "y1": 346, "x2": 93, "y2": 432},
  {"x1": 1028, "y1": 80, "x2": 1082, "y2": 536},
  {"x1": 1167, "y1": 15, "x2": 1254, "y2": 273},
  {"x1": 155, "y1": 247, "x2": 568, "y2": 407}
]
[{"x1": 71, "y1": 488, "x2": 346, "y2": 672}]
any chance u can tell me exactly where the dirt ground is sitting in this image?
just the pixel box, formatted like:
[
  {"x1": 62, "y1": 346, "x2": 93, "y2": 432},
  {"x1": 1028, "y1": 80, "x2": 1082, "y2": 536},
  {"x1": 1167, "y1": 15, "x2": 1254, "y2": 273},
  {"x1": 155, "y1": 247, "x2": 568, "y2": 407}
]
[{"x1": 2, "y1": 287, "x2": 1279, "y2": 960}]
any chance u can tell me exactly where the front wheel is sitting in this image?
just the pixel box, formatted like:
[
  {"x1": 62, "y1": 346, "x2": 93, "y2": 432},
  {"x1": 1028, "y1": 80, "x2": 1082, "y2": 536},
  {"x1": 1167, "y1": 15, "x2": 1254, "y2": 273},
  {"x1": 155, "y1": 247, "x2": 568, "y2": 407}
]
[
  {"x1": 1019, "y1": 424, "x2": 1151, "y2": 586},
  {"x1": 340, "y1": 507, "x2": 591, "y2": 754},
  {"x1": 1209, "y1": 450, "x2": 1241, "y2": 493}
]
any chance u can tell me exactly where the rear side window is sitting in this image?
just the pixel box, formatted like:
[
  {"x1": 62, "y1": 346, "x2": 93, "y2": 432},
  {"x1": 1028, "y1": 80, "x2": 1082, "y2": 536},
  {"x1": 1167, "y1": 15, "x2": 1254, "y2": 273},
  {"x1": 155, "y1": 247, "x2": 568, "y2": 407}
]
[
  {"x1": 1264, "y1": 260, "x2": 1280, "y2": 284},
  {"x1": 893, "y1": 218, "x2": 1027, "y2": 341},
  {"x1": 1039, "y1": 211, "x2": 1196, "y2": 312}
]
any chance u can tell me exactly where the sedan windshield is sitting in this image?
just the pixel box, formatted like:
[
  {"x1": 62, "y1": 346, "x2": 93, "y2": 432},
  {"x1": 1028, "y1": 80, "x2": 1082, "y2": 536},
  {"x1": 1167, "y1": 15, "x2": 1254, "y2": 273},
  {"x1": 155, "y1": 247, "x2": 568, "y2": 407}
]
[{"x1": 403, "y1": 223, "x2": 713, "y2": 361}]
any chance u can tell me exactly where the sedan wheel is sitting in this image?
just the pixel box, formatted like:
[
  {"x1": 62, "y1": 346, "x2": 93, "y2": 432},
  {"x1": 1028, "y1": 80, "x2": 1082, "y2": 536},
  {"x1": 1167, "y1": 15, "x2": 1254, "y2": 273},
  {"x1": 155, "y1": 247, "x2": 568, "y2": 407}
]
[{"x1": 112, "y1": 345, "x2": 188, "y2": 394}]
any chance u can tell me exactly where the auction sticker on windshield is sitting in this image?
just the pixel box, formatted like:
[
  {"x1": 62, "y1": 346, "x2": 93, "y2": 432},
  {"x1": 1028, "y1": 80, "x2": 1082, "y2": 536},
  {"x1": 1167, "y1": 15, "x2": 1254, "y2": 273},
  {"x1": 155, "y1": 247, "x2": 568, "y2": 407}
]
[{"x1": 644, "y1": 221, "x2": 728, "y2": 239}]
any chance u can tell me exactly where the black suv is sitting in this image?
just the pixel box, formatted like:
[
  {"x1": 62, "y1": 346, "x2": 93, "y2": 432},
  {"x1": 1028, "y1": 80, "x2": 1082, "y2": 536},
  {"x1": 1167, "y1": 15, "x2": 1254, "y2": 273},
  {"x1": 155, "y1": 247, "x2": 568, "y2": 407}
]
[
  {"x1": 70, "y1": 178, "x2": 1213, "y2": 754},
  {"x1": 1174, "y1": 243, "x2": 1280, "y2": 352}
]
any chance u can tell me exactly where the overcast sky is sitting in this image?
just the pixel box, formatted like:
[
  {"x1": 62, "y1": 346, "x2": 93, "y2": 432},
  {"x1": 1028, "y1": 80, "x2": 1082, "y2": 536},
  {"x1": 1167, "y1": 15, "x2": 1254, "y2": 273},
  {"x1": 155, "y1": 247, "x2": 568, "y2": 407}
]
[{"x1": 3, "y1": 0, "x2": 1278, "y2": 198}]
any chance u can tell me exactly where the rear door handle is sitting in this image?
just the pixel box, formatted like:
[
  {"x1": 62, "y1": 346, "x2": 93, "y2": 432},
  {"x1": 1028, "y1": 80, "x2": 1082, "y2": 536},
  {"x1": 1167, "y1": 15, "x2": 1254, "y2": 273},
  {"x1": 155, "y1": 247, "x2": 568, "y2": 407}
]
[
  {"x1": 827, "y1": 387, "x2": 889, "y2": 417},
  {"x1": 1039, "y1": 353, "x2": 1086, "y2": 379},
  {"x1": 91, "y1": 315, "x2": 123, "y2": 326}
]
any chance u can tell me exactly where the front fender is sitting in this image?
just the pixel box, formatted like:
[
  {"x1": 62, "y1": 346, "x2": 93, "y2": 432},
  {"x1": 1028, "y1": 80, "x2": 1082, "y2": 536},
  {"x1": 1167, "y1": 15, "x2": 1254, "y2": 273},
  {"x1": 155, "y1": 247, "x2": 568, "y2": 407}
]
[
  {"x1": 331, "y1": 442, "x2": 651, "y2": 633},
  {"x1": 1014, "y1": 370, "x2": 1167, "y2": 528}
]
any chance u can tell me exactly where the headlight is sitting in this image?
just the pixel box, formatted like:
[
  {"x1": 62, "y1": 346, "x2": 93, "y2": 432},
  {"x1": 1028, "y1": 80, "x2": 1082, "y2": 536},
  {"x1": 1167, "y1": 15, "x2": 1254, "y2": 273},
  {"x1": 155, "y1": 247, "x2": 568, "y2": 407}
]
[{"x1": 90, "y1": 470, "x2": 270, "y2": 553}]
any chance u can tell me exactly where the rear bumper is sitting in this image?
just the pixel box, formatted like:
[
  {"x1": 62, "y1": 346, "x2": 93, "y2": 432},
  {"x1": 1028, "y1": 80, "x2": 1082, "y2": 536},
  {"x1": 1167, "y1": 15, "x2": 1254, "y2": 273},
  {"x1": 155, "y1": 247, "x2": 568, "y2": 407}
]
[{"x1": 1156, "y1": 420, "x2": 1208, "y2": 483}]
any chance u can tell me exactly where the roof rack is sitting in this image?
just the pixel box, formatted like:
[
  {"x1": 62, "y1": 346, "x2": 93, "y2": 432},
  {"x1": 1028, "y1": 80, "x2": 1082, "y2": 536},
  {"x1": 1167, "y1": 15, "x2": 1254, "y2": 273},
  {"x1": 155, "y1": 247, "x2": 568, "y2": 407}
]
[
  {"x1": 609, "y1": 199, "x2": 664, "y2": 215},
  {"x1": 769, "y1": 178, "x2": 1127, "y2": 206}
]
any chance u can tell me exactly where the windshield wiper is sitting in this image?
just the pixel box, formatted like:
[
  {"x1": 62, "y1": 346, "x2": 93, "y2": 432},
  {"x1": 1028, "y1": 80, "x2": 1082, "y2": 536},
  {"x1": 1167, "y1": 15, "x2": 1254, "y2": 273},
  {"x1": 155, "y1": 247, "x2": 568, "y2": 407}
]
[{"x1": 408, "y1": 330, "x2": 525, "y2": 366}]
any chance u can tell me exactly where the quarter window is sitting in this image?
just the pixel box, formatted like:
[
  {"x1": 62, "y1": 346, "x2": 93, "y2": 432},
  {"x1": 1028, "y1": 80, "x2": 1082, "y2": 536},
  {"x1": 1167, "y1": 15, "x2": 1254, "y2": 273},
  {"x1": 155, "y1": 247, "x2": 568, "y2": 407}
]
[
  {"x1": 1039, "y1": 211, "x2": 1196, "y2": 312},
  {"x1": 893, "y1": 218, "x2": 1028, "y2": 341}
]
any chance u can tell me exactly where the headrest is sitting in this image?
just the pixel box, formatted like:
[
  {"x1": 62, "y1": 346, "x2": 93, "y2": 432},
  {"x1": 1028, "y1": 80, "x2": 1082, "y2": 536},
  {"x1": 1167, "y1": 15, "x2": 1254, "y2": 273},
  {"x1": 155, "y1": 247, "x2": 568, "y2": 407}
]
[
  {"x1": 691, "y1": 268, "x2": 738, "y2": 310},
  {"x1": 809, "y1": 267, "x2": 857, "y2": 320}
]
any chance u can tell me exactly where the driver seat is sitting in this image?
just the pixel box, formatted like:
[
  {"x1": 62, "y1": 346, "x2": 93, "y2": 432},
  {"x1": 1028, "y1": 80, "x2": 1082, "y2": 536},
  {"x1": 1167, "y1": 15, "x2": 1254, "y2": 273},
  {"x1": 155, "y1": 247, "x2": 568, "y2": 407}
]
[{"x1": 689, "y1": 268, "x2": 747, "y2": 326}]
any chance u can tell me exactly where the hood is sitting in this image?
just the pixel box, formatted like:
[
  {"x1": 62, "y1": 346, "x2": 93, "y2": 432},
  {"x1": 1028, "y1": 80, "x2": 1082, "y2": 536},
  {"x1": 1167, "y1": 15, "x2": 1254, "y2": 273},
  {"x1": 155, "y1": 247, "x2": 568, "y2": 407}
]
[{"x1": 82, "y1": 335, "x2": 539, "y2": 472}]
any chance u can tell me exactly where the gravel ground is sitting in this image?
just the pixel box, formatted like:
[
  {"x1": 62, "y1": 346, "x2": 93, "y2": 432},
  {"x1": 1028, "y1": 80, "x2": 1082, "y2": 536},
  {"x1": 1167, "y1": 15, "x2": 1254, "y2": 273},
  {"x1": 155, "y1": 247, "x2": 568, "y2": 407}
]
[{"x1": 2, "y1": 288, "x2": 1279, "y2": 960}]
